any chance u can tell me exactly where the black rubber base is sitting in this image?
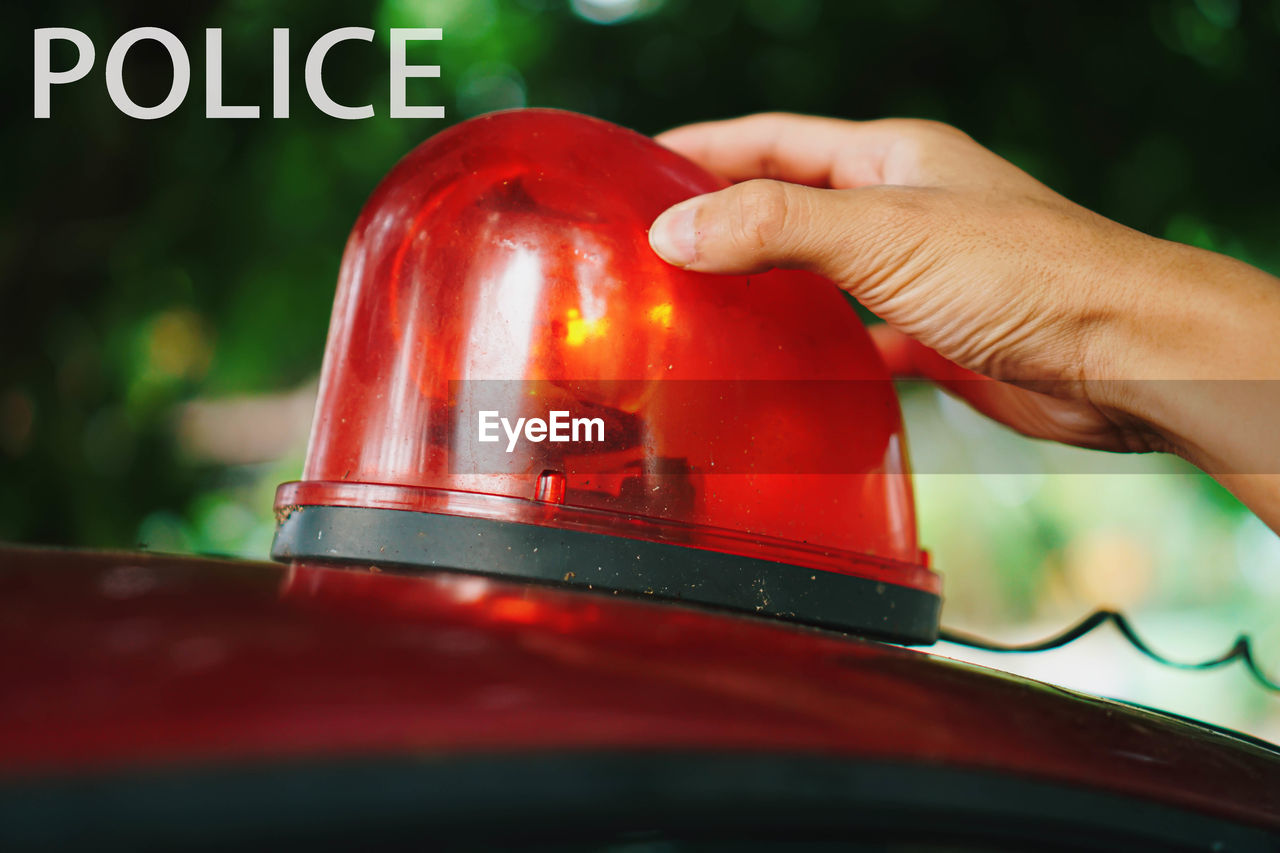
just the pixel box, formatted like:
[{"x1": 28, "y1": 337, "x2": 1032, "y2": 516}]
[{"x1": 272, "y1": 505, "x2": 940, "y2": 644}]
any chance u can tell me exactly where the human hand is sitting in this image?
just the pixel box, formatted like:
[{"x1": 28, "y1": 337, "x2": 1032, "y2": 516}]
[{"x1": 648, "y1": 113, "x2": 1280, "y2": 529}]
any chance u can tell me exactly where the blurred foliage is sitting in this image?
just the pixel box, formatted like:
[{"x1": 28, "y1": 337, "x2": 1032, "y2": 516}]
[{"x1": 2, "y1": 0, "x2": 1279, "y2": 729}]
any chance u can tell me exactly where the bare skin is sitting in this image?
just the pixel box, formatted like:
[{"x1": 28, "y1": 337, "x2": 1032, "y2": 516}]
[{"x1": 648, "y1": 113, "x2": 1280, "y2": 532}]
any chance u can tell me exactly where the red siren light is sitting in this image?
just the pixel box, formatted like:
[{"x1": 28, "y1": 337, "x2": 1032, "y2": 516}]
[{"x1": 272, "y1": 109, "x2": 941, "y2": 642}]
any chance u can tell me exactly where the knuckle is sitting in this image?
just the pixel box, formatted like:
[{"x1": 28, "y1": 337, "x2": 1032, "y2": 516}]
[
  {"x1": 877, "y1": 119, "x2": 975, "y2": 157},
  {"x1": 906, "y1": 118, "x2": 972, "y2": 142},
  {"x1": 744, "y1": 110, "x2": 800, "y2": 125},
  {"x1": 731, "y1": 180, "x2": 794, "y2": 251},
  {"x1": 927, "y1": 118, "x2": 968, "y2": 136}
]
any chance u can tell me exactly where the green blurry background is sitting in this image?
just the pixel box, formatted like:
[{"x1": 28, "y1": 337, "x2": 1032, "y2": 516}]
[{"x1": 3, "y1": 0, "x2": 1278, "y2": 735}]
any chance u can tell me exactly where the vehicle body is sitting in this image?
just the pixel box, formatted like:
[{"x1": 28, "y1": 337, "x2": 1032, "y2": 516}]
[{"x1": 1, "y1": 545, "x2": 1277, "y2": 851}]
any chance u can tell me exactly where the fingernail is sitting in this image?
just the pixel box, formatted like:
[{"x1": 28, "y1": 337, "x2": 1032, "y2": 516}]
[{"x1": 649, "y1": 200, "x2": 699, "y2": 267}]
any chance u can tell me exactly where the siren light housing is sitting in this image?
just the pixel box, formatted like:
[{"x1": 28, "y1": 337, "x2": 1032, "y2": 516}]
[{"x1": 272, "y1": 109, "x2": 941, "y2": 643}]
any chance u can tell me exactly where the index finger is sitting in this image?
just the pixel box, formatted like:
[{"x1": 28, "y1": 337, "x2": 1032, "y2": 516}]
[{"x1": 655, "y1": 113, "x2": 914, "y2": 189}]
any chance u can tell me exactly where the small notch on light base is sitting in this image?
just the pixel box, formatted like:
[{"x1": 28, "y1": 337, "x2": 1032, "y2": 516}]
[{"x1": 535, "y1": 470, "x2": 567, "y2": 504}]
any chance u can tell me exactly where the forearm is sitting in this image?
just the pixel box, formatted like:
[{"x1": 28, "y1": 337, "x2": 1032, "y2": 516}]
[{"x1": 1098, "y1": 238, "x2": 1280, "y2": 531}]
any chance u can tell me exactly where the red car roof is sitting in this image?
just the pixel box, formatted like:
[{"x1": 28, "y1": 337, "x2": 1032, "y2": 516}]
[{"x1": 1, "y1": 545, "x2": 1277, "y2": 832}]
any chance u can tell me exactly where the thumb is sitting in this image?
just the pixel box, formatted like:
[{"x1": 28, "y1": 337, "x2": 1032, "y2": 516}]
[{"x1": 649, "y1": 179, "x2": 855, "y2": 277}]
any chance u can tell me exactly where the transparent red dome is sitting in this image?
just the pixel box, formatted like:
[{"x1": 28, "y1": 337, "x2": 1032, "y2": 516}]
[{"x1": 273, "y1": 109, "x2": 940, "y2": 641}]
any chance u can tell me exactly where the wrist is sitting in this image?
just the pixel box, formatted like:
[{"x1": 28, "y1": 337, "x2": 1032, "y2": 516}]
[{"x1": 1088, "y1": 237, "x2": 1280, "y2": 473}]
